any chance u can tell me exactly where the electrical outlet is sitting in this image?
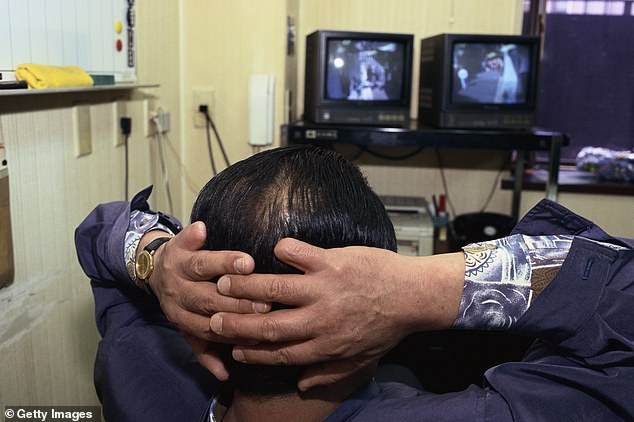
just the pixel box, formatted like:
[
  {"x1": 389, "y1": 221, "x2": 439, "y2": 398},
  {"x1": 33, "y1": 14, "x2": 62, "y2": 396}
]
[
  {"x1": 149, "y1": 109, "x2": 171, "y2": 134},
  {"x1": 193, "y1": 88, "x2": 216, "y2": 128},
  {"x1": 113, "y1": 100, "x2": 128, "y2": 146},
  {"x1": 158, "y1": 110, "x2": 171, "y2": 132},
  {"x1": 73, "y1": 105, "x2": 92, "y2": 157}
]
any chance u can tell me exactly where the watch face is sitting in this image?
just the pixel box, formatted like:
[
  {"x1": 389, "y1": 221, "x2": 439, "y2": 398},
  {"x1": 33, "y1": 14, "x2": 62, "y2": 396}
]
[{"x1": 135, "y1": 250, "x2": 153, "y2": 280}]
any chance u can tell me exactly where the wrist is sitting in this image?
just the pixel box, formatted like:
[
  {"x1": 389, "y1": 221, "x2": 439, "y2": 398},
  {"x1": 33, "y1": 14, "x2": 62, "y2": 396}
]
[
  {"x1": 135, "y1": 232, "x2": 172, "y2": 293},
  {"x1": 136, "y1": 230, "x2": 172, "y2": 262},
  {"x1": 399, "y1": 252, "x2": 465, "y2": 332}
]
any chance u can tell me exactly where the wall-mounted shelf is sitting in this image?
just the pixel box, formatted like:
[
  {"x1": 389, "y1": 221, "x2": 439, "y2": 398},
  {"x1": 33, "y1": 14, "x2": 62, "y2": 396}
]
[{"x1": 0, "y1": 83, "x2": 159, "y2": 97}]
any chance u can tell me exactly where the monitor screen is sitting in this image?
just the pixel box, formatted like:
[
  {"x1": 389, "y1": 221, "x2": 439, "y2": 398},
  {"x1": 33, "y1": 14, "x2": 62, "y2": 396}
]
[
  {"x1": 325, "y1": 39, "x2": 407, "y2": 101},
  {"x1": 451, "y1": 42, "x2": 533, "y2": 105}
]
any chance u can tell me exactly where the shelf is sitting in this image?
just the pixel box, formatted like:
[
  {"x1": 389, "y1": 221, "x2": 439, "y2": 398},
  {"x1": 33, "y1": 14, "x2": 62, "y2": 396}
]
[
  {"x1": 283, "y1": 120, "x2": 568, "y2": 220},
  {"x1": 0, "y1": 83, "x2": 159, "y2": 97},
  {"x1": 502, "y1": 169, "x2": 634, "y2": 196},
  {"x1": 284, "y1": 120, "x2": 568, "y2": 152}
]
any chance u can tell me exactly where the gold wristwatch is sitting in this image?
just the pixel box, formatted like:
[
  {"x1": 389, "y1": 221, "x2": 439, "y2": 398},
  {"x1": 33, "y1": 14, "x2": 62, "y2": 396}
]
[{"x1": 135, "y1": 236, "x2": 172, "y2": 285}]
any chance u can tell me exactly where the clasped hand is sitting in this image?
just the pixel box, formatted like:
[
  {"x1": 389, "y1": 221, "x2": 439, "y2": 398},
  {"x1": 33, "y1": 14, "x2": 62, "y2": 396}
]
[{"x1": 148, "y1": 222, "x2": 461, "y2": 390}]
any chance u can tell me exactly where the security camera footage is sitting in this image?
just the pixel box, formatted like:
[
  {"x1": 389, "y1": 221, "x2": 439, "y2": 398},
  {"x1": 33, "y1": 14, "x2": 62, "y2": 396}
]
[
  {"x1": 452, "y1": 42, "x2": 532, "y2": 104},
  {"x1": 326, "y1": 39, "x2": 406, "y2": 101}
]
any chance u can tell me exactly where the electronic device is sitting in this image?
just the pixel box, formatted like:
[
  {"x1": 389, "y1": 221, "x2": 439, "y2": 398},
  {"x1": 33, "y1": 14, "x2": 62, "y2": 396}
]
[
  {"x1": 418, "y1": 33, "x2": 540, "y2": 129},
  {"x1": 304, "y1": 30, "x2": 414, "y2": 126},
  {"x1": 248, "y1": 74, "x2": 275, "y2": 146},
  {"x1": 380, "y1": 196, "x2": 434, "y2": 256}
]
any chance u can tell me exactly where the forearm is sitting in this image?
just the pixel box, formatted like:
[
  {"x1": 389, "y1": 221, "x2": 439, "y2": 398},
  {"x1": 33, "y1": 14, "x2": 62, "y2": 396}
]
[{"x1": 398, "y1": 252, "x2": 465, "y2": 332}]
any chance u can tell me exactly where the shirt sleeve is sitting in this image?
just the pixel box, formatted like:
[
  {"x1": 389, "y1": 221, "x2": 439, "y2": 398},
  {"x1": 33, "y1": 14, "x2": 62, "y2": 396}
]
[
  {"x1": 452, "y1": 234, "x2": 573, "y2": 330},
  {"x1": 75, "y1": 186, "x2": 182, "y2": 288},
  {"x1": 483, "y1": 236, "x2": 634, "y2": 420}
]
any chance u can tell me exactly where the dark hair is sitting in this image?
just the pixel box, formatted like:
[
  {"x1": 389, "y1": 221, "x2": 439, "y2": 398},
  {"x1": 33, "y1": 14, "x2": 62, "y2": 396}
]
[{"x1": 190, "y1": 144, "x2": 396, "y2": 396}]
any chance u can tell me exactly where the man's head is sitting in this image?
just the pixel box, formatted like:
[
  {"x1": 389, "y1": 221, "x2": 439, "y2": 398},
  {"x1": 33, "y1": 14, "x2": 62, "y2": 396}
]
[{"x1": 190, "y1": 144, "x2": 396, "y2": 396}]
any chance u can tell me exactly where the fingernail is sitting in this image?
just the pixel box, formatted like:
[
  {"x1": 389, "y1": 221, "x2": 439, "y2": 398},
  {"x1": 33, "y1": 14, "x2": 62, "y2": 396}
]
[
  {"x1": 298, "y1": 381, "x2": 311, "y2": 392},
  {"x1": 253, "y1": 301, "x2": 270, "y2": 313},
  {"x1": 217, "y1": 276, "x2": 230, "y2": 294},
  {"x1": 210, "y1": 315, "x2": 223, "y2": 334},
  {"x1": 233, "y1": 349, "x2": 246, "y2": 363},
  {"x1": 234, "y1": 257, "x2": 245, "y2": 273}
]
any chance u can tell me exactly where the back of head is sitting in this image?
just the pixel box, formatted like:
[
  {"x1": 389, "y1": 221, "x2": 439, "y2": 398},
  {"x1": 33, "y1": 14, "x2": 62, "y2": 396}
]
[{"x1": 190, "y1": 144, "x2": 396, "y2": 397}]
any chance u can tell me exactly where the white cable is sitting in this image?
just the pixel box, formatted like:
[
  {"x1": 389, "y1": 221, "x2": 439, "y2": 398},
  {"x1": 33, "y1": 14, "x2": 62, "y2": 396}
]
[{"x1": 151, "y1": 112, "x2": 174, "y2": 215}]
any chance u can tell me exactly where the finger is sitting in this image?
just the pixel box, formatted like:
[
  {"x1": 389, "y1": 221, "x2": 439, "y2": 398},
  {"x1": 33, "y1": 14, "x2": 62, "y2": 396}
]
[
  {"x1": 167, "y1": 307, "x2": 218, "y2": 341},
  {"x1": 183, "y1": 334, "x2": 229, "y2": 381},
  {"x1": 230, "y1": 339, "x2": 324, "y2": 367},
  {"x1": 273, "y1": 238, "x2": 327, "y2": 273},
  {"x1": 298, "y1": 361, "x2": 360, "y2": 391},
  {"x1": 182, "y1": 250, "x2": 255, "y2": 281},
  {"x1": 210, "y1": 308, "x2": 314, "y2": 344},
  {"x1": 178, "y1": 280, "x2": 268, "y2": 315},
  {"x1": 216, "y1": 273, "x2": 313, "y2": 306},
  {"x1": 169, "y1": 308, "x2": 259, "y2": 345},
  {"x1": 171, "y1": 221, "x2": 208, "y2": 251}
]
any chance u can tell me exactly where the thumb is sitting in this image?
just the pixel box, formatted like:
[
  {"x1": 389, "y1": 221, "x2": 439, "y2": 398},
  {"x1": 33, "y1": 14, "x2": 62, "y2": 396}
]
[{"x1": 172, "y1": 221, "x2": 207, "y2": 251}]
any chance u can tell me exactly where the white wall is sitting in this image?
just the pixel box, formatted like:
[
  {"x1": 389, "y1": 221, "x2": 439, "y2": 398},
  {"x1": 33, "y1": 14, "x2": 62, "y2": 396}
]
[{"x1": 0, "y1": 0, "x2": 183, "y2": 406}]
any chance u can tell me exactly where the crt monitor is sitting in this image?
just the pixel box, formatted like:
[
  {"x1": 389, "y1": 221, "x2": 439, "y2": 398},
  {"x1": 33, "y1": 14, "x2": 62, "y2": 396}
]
[
  {"x1": 304, "y1": 30, "x2": 414, "y2": 126},
  {"x1": 418, "y1": 33, "x2": 540, "y2": 129}
]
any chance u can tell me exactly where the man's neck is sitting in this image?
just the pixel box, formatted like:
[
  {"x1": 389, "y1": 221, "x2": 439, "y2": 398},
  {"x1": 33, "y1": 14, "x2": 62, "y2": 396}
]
[
  {"x1": 221, "y1": 368, "x2": 374, "y2": 422},
  {"x1": 222, "y1": 391, "x2": 338, "y2": 422}
]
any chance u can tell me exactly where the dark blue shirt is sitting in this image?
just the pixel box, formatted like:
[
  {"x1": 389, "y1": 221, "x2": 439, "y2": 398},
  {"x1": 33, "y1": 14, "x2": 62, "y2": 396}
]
[{"x1": 75, "y1": 190, "x2": 634, "y2": 421}]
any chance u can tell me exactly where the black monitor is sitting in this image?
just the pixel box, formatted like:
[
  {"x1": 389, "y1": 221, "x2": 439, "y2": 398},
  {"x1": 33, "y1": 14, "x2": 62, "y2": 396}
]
[
  {"x1": 304, "y1": 30, "x2": 414, "y2": 126},
  {"x1": 418, "y1": 33, "x2": 540, "y2": 129}
]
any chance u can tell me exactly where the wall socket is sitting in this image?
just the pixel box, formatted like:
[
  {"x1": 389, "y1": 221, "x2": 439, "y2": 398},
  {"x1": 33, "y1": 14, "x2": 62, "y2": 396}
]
[
  {"x1": 193, "y1": 88, "x2": 216, "y2": 128},
  {"x1": 113, "y1": 100, "x2": 128, "y2": 146},
  {"x1": 149, "y1": 110, "x2": 171, "y2": 134}
]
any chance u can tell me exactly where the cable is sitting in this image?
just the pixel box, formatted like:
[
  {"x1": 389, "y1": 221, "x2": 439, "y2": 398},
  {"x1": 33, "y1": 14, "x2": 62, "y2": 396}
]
[
  {"x1": 199, "y1": 105, "x2": 217, "y2": 175},
  {"x1": 163, "y1": 131, "x2": 200, "y2": 195},
  {"x1": 361, "y1": 145, "x2": 425, "y2": 161},
  {"x1": 124, "y1": 134, "x2": 129, "y2": 200},
  {"x1": 203, "y1": 110, "x2": 230, "y2": 167},
  {"x1": 346, "y1": 145, "x2": 366, "y2": 162},
  {"x1": 151, "y1": 112, "x2": 174, "y2": 215},
  {"x1": 434, "y1": 148, "x2": 457, "y2": 218},
  {"x1": 120, "y1": 117, "x2": 132, "y2": 200},
  {"x1": 204, "y1": 114, "x2": 217, "y2": 175},
  {"x1": 479, "y1": 155, "x2": 509, "y2": 213}
]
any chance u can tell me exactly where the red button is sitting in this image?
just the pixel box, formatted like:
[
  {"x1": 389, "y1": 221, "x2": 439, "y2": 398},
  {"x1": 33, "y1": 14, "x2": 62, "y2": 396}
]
[{"x1": 116, "y1": 39, "x2": 123, "y2": 51}]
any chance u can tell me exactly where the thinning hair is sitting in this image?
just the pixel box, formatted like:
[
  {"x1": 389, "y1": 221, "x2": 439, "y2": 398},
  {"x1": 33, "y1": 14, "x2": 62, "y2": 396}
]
[{"x1": 190, "y1": 144, "x2": 396, "y2": 396}]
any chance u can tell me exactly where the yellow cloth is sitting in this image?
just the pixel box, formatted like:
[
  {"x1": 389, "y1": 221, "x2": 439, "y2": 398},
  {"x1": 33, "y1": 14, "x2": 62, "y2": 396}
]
[{"x1": 15, "y1": 64, "x2": 94, "y2": 89}]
